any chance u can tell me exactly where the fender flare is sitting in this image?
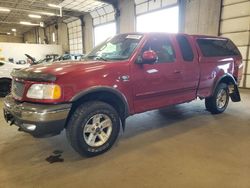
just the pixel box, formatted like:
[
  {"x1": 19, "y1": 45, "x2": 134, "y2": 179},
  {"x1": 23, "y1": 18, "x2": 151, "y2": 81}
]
[
  {"x1": 212, "y1": 74, "x2": 240, "y2": 102},
  {"x1": 212, "y1": 74, "x2": 237, "y2": 94},
  {"x1": 70, "y1": 86, "x2": 130, "y2": 120},
  {"x1": 0, "y1": 77, "x2": 12, "y2": 81}
]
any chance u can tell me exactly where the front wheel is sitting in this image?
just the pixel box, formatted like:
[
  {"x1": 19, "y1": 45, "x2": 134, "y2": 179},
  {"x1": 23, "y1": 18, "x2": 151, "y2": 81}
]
[
  {"x1": 66, "y1": 101, "x2": 120, "y2": 157},
  {"x1": 205, "y1": 83, "x2": 229, "y2": 114}
]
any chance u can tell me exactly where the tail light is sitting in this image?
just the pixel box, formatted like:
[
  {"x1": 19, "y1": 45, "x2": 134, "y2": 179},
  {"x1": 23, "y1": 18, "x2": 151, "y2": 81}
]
[{"x1": 233, "y1": 59, "x2": 243, "y2": 84}]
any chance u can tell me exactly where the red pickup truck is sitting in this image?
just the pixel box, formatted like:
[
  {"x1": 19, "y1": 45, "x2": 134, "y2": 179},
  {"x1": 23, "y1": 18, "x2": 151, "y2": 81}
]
[{"x1": 3, "y1": 33, "x2": 243, "y2": 157}]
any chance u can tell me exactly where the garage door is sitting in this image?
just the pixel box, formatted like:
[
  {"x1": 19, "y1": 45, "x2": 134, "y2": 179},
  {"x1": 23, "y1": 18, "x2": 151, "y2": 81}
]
[
  {"x1": 90, "y1": 5, "x2": 116, "y2": 46},
  {"x1": 135, "y1": 0, "x2": 179, "y2": 33},
  {"x1": 67, "y1": 19, "x2": 83, "y2": 54}
]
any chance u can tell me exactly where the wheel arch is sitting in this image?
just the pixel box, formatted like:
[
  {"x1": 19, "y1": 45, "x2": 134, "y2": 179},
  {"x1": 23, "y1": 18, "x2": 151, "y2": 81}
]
[
  {"x1": 67, "y1": 86, "x2": 130, "y2": 129},
  {"x1": 212, "y1": 74, "x2": 236, "y2": 93},
  {"x1": 0, "y1": 77, "x2": 12, "y2": 82},
  {"x1": 212, "y1": 73, "x2": 240, "y2": 102}
]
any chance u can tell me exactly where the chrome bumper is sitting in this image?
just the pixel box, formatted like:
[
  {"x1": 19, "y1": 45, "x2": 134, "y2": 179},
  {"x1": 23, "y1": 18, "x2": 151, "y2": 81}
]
[{"x1": 3, "y1": 95, "x2": 72, "y2": 137}]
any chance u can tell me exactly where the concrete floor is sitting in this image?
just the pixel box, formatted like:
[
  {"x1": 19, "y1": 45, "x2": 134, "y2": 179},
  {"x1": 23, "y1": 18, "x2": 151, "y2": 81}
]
[{"x1": 0, "y1": 90, "x2": 250, "y2": 188}]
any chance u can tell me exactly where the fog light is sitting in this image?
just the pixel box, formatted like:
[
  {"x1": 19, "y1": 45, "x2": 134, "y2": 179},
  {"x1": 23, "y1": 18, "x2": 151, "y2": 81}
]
[{"x1": 23, "y1": 124, "x2": 36, "y2": 131}]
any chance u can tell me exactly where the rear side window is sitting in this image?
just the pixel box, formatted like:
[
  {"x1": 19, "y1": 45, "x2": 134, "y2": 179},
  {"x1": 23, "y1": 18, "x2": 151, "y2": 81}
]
[
  {"x1": 177, "y1": 35, "x2": 194, "y2": 61},
  {"x1": 197, "y1": 38, "x2": 240, "y2": 57}
]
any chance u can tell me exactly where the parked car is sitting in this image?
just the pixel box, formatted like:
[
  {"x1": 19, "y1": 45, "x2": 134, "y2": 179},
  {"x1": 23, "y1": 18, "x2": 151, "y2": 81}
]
[
  {"x1": 3, "y1": 33, "x2": 243, "y2": 157},
  {"x1": 56, "y1": 53, "x2": 85, "y2": 61},
  {"x1": 25, "y1": 54, "x2": 58, "y2": 65},
  {"x1": 0, "y1": 61, "x2": 29, "y2": 97}
]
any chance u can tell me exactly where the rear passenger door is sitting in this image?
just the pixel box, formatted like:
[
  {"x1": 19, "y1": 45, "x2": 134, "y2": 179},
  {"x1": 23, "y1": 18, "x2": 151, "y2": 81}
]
[{"x1": 175, "y1": 35, "x2": 200, "y2": 99}]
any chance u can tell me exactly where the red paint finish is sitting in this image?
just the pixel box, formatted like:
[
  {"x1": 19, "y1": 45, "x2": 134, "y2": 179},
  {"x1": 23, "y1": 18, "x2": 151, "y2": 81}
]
[{"x1": 12, "y1": 33, "x2": 243, "y2": 115}]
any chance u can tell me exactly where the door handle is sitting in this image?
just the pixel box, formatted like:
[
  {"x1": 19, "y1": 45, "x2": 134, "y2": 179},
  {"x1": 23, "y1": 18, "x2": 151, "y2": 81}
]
[{"x1": 174, "y1": 70, "x2": 181, "y2": 74}]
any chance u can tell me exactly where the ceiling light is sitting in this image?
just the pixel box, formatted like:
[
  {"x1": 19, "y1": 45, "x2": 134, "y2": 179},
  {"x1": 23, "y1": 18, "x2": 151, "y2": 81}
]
[
  {"x1": 6, "y1": 32, "x2": 11, "y2": 35},
  {"x1": 11, "y1": 28, "x2": 16, "y2": 32},
  {"x1": 20, "y1": 21, "x2": 39, "y2": 26},
  {"x1": 20, "y1": 21, "x2": 32, "y2": 25},
  {"x1": 29, "y1": 14, "x2": 41, "y2": 19},
  {"x1": 40, "y1": 12, "x2": 55, "y2": 16},
  {"x1": 48, "y1": 4, "x2": 61, "y2": 8},
  {"x1": 0, "y1": 7, "x2": 10, "y2": 12}
]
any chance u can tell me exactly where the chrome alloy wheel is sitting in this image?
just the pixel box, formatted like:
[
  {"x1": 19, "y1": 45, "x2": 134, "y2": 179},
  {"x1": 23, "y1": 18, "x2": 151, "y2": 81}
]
[
  {"x1": 83, "y1": 114, "x2": 113, "y2": 147},
  {"x1": 216, "y1": 89, "x2": 227, "y2": 109}
]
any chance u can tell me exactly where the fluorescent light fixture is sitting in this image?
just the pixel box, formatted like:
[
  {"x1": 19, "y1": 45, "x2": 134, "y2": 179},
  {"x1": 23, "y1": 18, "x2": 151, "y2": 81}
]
[
  {"x1": 0, "y1": 7, "x2": 10, "y2": 12},
  {"x1": 48, "y1": 4, "x2": 61, "y2": 8},
  {"x1": 40, "y1": 12, "x2": 55, "y2": 16},
  {"x1": 20, "y1": 21, "x2": 39, "y2": 26},
  {"x1": 29, "y1": 14, "x2": 41, "y2": 19},
  {"x1": 20, "y1": 21, "x2": 32, "y2": 25},
  {"x1": 11, "y1": 28, "x2": 16, "y2": 32},
  {"x1": 6, "y1": 32, "x2": 11, "y2": 35}
]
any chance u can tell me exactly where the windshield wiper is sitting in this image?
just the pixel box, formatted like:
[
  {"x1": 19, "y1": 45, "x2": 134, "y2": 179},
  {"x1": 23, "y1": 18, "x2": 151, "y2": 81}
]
[{"x1": 86, "y1": 55, "x2": 107, "y2": 61}]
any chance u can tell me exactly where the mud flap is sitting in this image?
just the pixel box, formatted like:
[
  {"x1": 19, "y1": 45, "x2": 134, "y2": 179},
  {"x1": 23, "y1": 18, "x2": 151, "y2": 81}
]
[{"x1": 230, "y1": 85, "x2": 241, "y2": 102}]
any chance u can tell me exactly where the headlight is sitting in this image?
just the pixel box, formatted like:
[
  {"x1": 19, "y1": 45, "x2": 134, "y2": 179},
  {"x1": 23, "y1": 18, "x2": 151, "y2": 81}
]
[{"x1": 27, "y1": 84, "x2": 61, "y2": 100}]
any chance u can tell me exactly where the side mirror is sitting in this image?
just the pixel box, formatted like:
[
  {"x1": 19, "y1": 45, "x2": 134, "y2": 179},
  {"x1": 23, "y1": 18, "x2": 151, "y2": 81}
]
[{"x1": 141, "y1": 50, "x2": 158, "y2": 64}]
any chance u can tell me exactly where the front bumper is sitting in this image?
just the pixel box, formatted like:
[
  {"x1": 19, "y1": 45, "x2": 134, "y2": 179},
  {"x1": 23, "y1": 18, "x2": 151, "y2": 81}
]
[{"x1": 3, "y1": 95, "x2": 72, "y2": 137}]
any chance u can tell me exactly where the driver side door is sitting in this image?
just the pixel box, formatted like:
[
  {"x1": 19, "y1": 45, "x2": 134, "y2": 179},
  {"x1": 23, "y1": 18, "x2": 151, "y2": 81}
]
[{"x1": 131, "y1": 35, "x2": 183, "y2": 113}]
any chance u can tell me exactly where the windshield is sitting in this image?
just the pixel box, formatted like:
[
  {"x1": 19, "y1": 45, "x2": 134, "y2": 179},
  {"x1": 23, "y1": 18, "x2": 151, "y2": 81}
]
[{"x1": 85, "y1": 34, "x2": 143, "y2": 61}]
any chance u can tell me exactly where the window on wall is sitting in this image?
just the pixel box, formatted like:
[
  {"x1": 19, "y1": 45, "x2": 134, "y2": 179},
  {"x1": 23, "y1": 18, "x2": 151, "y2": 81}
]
[
  {"x1": 90, "y1": 5, "x2": 116, "y2": 47},
  {"x1": 52, "y1": 33, "x2": 56, "y2": 43},
  {"x1": 94, "y1": 22, "x2": 116, "y2": 46},
  {"x1": 136, "y1": 6, "x2": 179, "y2": 33},
  {"x1": 67, "y1": 19, "x2": 83, "y2": 54},
  {"x1": 135, "y1": 0, "x2": 179, "y2": 33}
]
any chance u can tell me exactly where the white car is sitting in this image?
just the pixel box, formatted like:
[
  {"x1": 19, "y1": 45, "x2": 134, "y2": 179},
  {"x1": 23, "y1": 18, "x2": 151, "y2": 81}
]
[{"x1": 0, "y1": 61, "x2": 29, "y2": 97}]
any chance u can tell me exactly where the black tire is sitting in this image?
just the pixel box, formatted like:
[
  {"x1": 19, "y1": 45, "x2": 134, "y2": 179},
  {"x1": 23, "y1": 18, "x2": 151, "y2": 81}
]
[
  {"x1": 66, "y1": 101, "x2": 120, "y2": 157},
  {"x1": 205, "y1": 83, "x2": 229, "y2": 114},
  {"x1": 0, "y1": 79, "x2": 11, "y2": 97}
]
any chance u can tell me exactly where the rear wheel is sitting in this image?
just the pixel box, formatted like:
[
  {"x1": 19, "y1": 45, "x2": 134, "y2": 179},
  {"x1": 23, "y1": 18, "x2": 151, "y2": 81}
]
[
  {"x1": 66, "y1": 101, "x2": 120, "y2": 157},
  {"x1": 205, "y1": 83, "x2": 229, "y2": 114},
  {"x1": 0, "y1": 79, "x2": 11, "y2": 97}
]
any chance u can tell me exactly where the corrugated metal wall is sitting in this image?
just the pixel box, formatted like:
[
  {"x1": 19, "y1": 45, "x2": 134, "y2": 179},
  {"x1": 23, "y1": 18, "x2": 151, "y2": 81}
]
[{"x1": 220, "y1": 0, "x2": 250, "y2": 88}]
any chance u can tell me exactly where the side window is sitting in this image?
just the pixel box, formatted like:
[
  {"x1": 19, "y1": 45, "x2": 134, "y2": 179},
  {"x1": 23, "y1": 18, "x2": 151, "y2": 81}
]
[
  {"x1": 0, "y1": 62, "x2": 4, "y2": 66},
  {"x1": 177, "y1": 35, "x2": 194, "y2": 61},
  {"x1": 197, "y1": 38, "x2": 240, "y2": 57},
  {"x1": 142, "y1": 36, "x2": 176, "y2": 63}
]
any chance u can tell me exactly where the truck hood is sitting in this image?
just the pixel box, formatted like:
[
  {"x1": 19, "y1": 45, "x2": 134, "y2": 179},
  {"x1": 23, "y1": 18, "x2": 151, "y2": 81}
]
[{"x1": 11, "y1": 61, "x2": 105, "y2": 82}]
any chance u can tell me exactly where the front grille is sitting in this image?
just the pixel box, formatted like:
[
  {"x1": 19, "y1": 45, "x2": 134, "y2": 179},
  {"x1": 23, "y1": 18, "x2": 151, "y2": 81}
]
[{"x1": 12, "y1": 80, "x2": 25, "y2": 99}]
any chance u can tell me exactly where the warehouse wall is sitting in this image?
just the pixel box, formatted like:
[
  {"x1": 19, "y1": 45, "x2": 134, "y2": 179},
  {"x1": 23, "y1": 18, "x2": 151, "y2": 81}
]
[
  {"x1": 183, "y1": 0, "x2": 222, "y2": 35},
  {"x1": 119, "y1": 0, "x2": 136, "y2": 33},
  {"x1": 116, "y1": 0, "x2": 222, "y2": 35},
  {"x1": 84, "y1": 14, "x2": 94, "y2": 53},
  {"x1": 220, "y1": 0, "x2": 250, "y2": 88},
  {"x1": 24, "y1": 29, "x2": 37, "y2": 43},
  {"x1": 0, "y1": 35, "x2": 24, "y2": 43},
  {"x1": 0, "y1": 42, "x2": 62, "y2": 62},
  {"x1": 58, "y1": 23, "x2": 69, "y2": 53},
  {"x1": 81, "y1": 0, "x2": 222, "y2": 52},
  {"x1": 23, "y1": 22, "x2": 69, "y2": 53}
]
